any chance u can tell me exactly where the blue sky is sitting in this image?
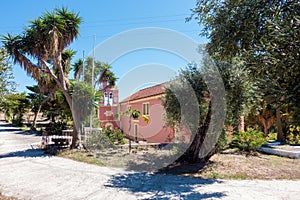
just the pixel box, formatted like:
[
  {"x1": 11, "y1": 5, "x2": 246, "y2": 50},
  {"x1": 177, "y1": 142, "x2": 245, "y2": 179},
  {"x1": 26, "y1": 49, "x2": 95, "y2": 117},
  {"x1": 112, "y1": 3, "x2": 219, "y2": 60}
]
[{"x1": 0, "y1": 0, "x2": 207, "y2": 99}]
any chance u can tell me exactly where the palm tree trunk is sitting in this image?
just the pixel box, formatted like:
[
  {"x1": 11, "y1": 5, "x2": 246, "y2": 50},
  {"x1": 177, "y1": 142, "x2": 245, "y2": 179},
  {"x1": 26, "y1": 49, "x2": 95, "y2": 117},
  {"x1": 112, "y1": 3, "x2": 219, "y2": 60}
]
[{"x1": 61, "y1": 89, "x2": 81, "y2": 149}]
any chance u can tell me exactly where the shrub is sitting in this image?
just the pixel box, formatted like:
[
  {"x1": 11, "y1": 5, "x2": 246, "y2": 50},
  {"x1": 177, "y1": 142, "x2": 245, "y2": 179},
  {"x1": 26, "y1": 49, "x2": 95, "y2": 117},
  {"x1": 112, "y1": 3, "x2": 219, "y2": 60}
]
[
  {"x1": 131, "y1": 110, "x2": 140, "y2": 119},
  {"x1": 84, "y1": 127, "x2": 125, "y2": 151},
  {"x1": 102, "y1": 127, "x2": 125, "y2": 145},
  {"x1": 231, "y1": 128, "x2": 266, "y2": 152},
  {"x1": 85, "y1": 130, "x2": 113, "y2": 150},
  {"x1": 286, "y1": 125, "x2": 300, "y2": 144},
  {"x1": 44, "y1": 122, "x2": 66, "y2": 135},
  {"x1": 12, "y1": 117, "x2": 22, "y2": 126},
  {"x1": 216, "y1": 128, "x2": 230, "y2": 152},
  {"x1": 266, "y1": 132, "x2": 277, "y2": 142}
]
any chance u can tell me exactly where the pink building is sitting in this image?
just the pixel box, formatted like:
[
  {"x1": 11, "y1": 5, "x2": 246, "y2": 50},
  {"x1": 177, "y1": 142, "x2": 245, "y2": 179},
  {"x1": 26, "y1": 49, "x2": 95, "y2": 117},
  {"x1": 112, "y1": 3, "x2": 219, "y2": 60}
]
[
  {"x1": 98, "y1": 82, "x2": 190, "y2": 143},
  {"x1": 98, "y1": 81, "x2": 119, "y2": 129},
  {"x1": 119, "y1": 83, "x2": 175, "y2": 143}
]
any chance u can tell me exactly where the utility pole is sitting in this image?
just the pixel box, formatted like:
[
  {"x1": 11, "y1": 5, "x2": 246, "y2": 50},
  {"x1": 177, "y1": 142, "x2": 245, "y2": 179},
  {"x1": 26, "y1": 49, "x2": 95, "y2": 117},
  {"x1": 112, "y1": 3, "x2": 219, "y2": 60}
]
[
  {"x1": 82, "y1": 50, "x2": 85, "y2": 81},
  {"x1": 89, "y1": 35, "x2": 96, "y2": 131}
]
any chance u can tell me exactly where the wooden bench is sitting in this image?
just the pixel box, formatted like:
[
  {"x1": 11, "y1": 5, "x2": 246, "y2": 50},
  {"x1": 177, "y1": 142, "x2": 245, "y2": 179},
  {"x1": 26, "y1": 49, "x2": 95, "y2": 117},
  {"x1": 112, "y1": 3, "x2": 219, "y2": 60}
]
[{"x1": 43, "y1": 130, "x2": 73, "y2": 148}]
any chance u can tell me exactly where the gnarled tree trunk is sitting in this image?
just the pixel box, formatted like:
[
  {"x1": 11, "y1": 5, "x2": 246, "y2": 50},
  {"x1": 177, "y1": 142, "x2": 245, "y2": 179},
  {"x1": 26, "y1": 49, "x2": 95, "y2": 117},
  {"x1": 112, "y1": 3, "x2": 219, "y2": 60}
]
[{"x1": 176, "y1": 101, "x2": 213, "y2": 163}]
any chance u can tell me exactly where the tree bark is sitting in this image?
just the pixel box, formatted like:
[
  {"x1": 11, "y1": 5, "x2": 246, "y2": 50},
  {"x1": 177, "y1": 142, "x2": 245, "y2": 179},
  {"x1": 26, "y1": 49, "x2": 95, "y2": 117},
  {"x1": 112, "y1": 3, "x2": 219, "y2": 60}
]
[
  {"x1": 32, "y1": 105, "x2": 41, "y2": 127},
  {"x1": 263, "y1": 124, "x2": 268, "y2": 137},
  {"x1": 42, "y1": 58, "x2": 81, "y2": 149},
  {"x1": 175, "y1": 102, "x2": 213, "y2": 163},
  {"x1": 276, "y1": 106, "x2": 285, "y2": 142},
  {"x1": 32, "y1": 91, "x2": 55, "y2": 130},
  {"x1": 62, "y1": 89, "x2": 81, "y2": 149}
]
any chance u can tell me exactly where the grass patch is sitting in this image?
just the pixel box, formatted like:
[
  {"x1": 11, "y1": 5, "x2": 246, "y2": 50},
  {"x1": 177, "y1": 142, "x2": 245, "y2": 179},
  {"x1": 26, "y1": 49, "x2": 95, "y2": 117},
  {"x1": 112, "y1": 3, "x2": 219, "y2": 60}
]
[
  {"x1": 204, "y1": 172, "x2": 247, "y2": 180},
  {"x1": 50, "y1": 146, "x2": 300, "y2": 180},
  {"x1": 58, "y1": 150, "x2": 105, "y2": 167},
  {"x1": 194, "y1": 152, "x2": 300, "y2": 180}
]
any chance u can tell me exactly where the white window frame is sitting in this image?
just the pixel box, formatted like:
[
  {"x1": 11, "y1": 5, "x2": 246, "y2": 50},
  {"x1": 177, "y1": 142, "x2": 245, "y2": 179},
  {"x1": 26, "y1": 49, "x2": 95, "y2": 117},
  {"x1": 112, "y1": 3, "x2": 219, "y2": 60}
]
[{"x1": 142, "y1": 103, "x2": 150, "y2": 116}]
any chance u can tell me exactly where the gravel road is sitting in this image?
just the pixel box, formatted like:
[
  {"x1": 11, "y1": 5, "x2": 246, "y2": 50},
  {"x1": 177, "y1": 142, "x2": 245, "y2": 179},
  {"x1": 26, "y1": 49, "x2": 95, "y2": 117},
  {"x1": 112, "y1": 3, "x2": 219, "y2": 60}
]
[{"x1": 0, "y1": 122, "x2": 299, "y2": 200}]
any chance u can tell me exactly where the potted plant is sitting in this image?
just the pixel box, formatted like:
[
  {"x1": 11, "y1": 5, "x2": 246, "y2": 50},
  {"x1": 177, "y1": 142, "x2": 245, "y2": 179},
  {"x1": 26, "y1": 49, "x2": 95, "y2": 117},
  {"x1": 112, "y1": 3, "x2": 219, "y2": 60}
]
[{"x1": 131, "y1": 110, "x2": 140, "y2": 119}]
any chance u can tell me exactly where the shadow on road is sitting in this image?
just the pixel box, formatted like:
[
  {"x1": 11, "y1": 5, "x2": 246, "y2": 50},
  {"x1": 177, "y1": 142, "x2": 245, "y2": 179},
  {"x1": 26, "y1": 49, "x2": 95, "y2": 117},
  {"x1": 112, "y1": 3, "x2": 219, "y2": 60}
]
[
  {"x1": 0, "y1": 123, "x2": 42, "y2": 136},
  {"x1": 0, "y1": 128, "x2": 22, "y2": 132},
  {"x1": 13, "y1": 130, "x2": 42, "y2": 136},
  {"x1": 0, "y1": 149, "x2": 50, "y2": 159},
  {"x1": 105, "y1": 172, "x2": 225, "y2": 199}
]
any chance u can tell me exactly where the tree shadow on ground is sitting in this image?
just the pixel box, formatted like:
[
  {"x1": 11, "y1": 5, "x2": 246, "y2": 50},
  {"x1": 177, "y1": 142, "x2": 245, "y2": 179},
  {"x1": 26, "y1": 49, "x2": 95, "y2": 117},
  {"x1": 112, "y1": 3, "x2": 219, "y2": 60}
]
[
  {"x1": 13, "y1": 130, "x2": 42, "y2": 136},
  {"x1": 125, "y1": 150, "x2": 207, "y2": 175},
  {"x1": 0, "y1": 149, "x2": 50, "y2": 159},
  {"x1": 105, "y1": 172, "x2": 225, "y2": 199},
  {"x1": 0, "y1": 128, "x2": 22, "y2": 133},
  {"x1": 0, "y1": 123, "x2": 42, "y2": 136},
  {"x1": 126, "y1": 151, "x2": 181, "y2": 171}
]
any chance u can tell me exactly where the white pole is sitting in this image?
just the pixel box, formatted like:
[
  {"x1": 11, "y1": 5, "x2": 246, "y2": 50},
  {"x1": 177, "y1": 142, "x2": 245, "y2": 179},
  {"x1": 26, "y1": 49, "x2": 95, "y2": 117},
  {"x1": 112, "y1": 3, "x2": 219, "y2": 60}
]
[
  {"x1": 82, "y1": 50, "x2": 85, "y2": 81},
  {"x1": 89, "y1": 35, "x2": 96, "y2": 131},
  {"x1": 92, "y1": 35, "x2": 96, "y2": 88}
]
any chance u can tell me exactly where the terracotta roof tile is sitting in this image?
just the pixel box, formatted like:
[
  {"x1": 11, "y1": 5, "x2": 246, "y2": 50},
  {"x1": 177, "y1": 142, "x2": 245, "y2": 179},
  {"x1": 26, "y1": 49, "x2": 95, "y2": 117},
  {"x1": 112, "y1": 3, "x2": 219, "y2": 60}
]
[{"x1": 120, "y1": 83, "x2": 165, "y2": 103}]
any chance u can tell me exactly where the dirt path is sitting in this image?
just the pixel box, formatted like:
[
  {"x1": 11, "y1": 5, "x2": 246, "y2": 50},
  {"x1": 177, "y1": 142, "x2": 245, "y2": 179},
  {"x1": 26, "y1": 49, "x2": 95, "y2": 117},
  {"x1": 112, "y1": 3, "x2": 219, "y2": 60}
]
[{"x1": 0, "y1": 122, "x2": 300, "y2": 200}]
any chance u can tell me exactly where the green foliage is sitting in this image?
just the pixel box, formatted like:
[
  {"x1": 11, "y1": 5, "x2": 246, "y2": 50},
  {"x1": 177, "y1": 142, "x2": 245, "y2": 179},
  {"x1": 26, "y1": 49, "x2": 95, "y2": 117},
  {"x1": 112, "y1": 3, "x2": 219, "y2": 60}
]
[
  {"x1": 1, "y1": 7, "x2": 81, "y2": 84},
  {"x1": 231, "y1": 128, "x2": 266, "y2": 151},
  {"x1": 162, "y1": 63, "x2": 209, "y2": 127},
  {"x1": 42, "y1": 90, "x2": 72, "y2": 122},
  {"x1": 1, "y1": 8, "x2": 83, "y2": 147},
  {"x1": 44, "y1": 122, "x2": 67, "y2": 135},
  {"x1": 26, "y1": 85, "x2": 45, "y2": 113},
  {"x1": 102, "y1": 127, "x2": 125, "y2": 145},
  {"x1": 286, "y1": 125, "x2": 300, "y2": 144},
  {"x1": 216, "y1": 129, "x2": 230, "y2": 151},
  {"x1": 1, "y1": 93, "x2": 29, "y2": 125},
  {"x1": 85, "y1": 128, "x2": 125, "y2": 150},
  {"x1": 72, "y1": 82, "x2": 94, "y2": 124},
  {"x1": 58, "y1": 150, "x2": 104, "y2": 166},
  {"x1": 266, "y1": 132, "x2": 277, "y2": 142},
  {"x1": 73, "y1": 57, "x2": 117, "y2": 89},
  {"x1": 216, "y1": 59, "x2": 261, "y2": 129},
  {"x1": 85, "y1": 130, "x2": 114, "y2": 150},
  {"x1": 0, "y1": 48, "x2": 15, "y2": 103},
  {"x1": 192, "y1": 0, "x2": 300, "y2": 126},
  {"x1": 131, "y1": 110, "x2": 140, "y2": 119}
]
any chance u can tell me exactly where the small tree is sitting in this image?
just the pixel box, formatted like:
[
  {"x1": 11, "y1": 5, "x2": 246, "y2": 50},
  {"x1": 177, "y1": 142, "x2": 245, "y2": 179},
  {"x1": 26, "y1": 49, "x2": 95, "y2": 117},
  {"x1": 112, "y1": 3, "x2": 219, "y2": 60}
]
[
  {"x1": 1, "y1": 93, "x2": 29, "y2": 125},
  {"x1": 0, "y1": 48, "x2": 15, "y2": 104},
  {"x1": 163, "y1": 64, "x2": 213, "y2": 163},
  {"x1": 26, "y1": 85, "x2": 48, "y2": 129}
]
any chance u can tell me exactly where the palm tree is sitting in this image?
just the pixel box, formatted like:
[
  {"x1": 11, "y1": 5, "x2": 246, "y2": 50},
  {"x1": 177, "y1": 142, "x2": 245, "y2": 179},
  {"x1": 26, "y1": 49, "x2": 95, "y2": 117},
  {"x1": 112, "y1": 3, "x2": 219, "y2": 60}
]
[
  {"x1": 2, "y1": 8, "x2": 82, "y2": 148},
  {"x1": 73, "y1": 59, "x2": 84, "y2": 81},
  {"x1": 73, "y1": 57, "x2": 117, "y2": 89},
  {"x1": 97, "y1": 63, "x2": 117, "y2": 89}
]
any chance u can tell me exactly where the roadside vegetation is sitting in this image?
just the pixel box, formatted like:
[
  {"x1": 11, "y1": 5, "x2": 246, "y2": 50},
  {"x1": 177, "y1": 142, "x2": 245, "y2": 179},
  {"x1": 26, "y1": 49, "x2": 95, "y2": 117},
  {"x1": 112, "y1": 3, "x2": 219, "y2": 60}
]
[{"x1": 0, "y1": 0, "x2": 299, "y2": 178}]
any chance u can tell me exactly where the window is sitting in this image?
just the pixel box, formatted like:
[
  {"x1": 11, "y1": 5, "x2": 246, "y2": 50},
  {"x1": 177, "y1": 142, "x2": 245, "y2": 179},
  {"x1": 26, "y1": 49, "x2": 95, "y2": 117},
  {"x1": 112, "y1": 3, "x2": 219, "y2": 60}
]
[
  {"x1": 109, "y1": 92, "x2": 113, "y2": 105},
  {"x1": 142, "y1": 103, "x2": 149, "y2": 115},
  {"x1": 104, "y1": 92, "x2": 108, "y2": 106}
]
